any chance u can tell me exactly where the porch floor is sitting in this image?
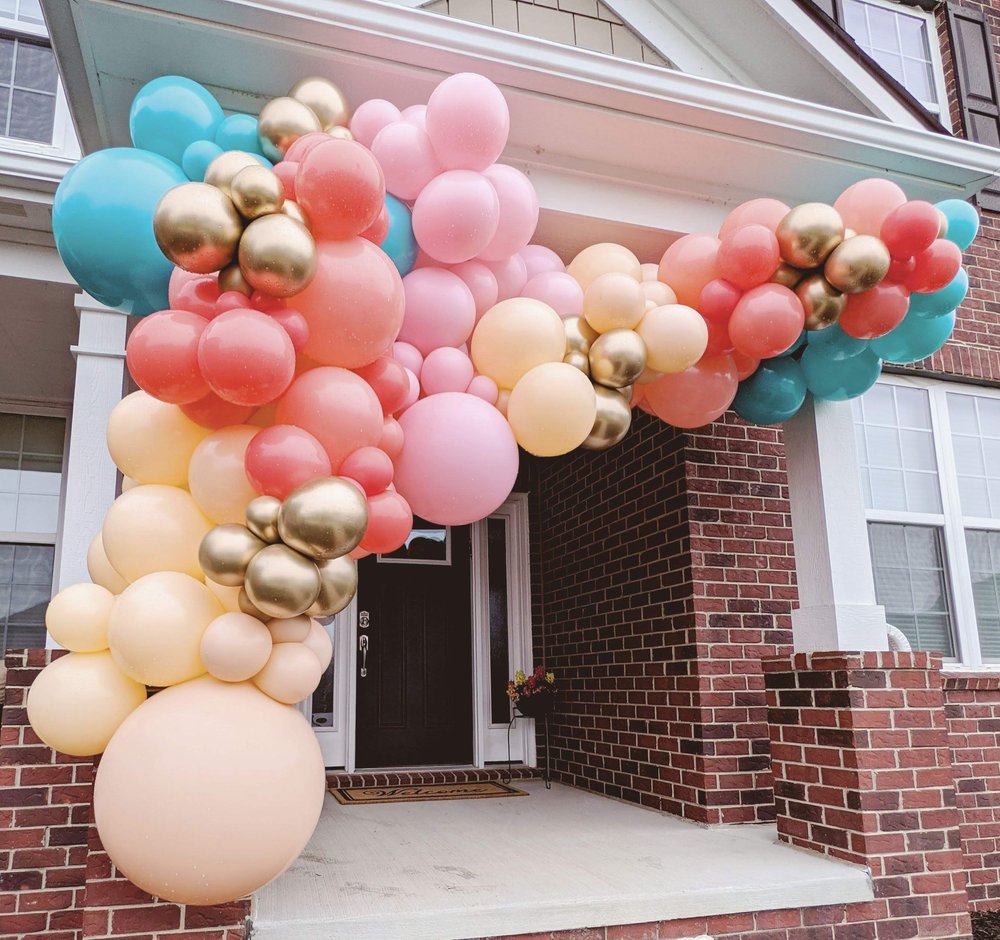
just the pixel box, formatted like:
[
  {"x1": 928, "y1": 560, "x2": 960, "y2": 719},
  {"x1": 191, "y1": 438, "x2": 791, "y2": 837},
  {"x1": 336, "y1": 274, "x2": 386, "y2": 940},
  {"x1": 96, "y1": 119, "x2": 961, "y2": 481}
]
[{"x1": 252, "y1": 781, "x2": 874, "y2": 940}]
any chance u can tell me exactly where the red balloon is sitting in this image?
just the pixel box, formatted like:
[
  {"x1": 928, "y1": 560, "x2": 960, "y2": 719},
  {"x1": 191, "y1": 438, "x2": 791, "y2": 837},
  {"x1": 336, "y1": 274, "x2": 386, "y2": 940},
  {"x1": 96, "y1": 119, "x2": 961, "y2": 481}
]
[
  {"x1": 180, "y1": 392, "x2": 254, "y2": 429},
  {"x1": 273, "y1": 161, "x2": 297, "y2": 201},
  {"x1": 295, "y1": 139, "x2": 385, "y2": 240},
  {"x1": 731, "y1": 349, "x2": 760, "y2": 380},
  {"x1": 340, "y1": 446, "x2": 394, "y2": 496},
  {"x1": 880, "y1": 201, "x2": 941, "y2": 261},
  {"x1": 904, "y1": 240, "x2": 963, "y2": 294},
  {"x1": 644, "y1": 355, "x2": 739, "y2": 428},
  {"x1": 716, "y1": 224, "x2": 780, "y2": 290},
  {"x1": 886, "y1": 255, "x2": 916, "y2": 285},
  {"x1": 360, "y1": 490, "x2": 413, "y2": 554},
  {"x1": 728, "y1": 284, "x2": 805, "y2": 360},
  {"x1": 839, "y1": 283, "x2": 910, "y2": 340},
  {"x1": 244, "y1": 424, "x2": 332, "y2": 499},
  {"x1": 699, "y1": 279, "x2": 742, "y2": 326},
  {"x1": 285, "y1": 132, "x2": 333, "y2": 162},
  {"x1": 171, "y1": 273, "x2": 220, "y2": 319},
  {"x1": 267, "y1": 307, "x2": 310, "y2": 352},
  {"x1": 380, "y1": 416, "x2": 405, "y2": 460},
  {"x1": 126, "y1": 310, "x2": 209, "y2": 404},
  {"x1": 355, "y1": 357, "x2": 410, "y2": 415},
  {"x1": 361, "y1": 204, "x2": 390, "y2": 245}
]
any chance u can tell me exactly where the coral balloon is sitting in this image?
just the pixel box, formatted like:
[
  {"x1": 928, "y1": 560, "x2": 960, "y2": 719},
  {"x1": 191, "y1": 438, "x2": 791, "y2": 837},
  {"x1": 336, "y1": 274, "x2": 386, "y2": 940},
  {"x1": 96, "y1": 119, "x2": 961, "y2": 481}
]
[
  {"x1": 340, "y1": 446, "x2": 395, "y2": 496},
  {"x1": 126, "y1": 309, "x2": 209, "y2": 404},
  {"x1": 371, "y1": 120, "x2": 441, "y2": 201},
  {"x1": 479, "y1": 164, "x2": 539, "y2": 261},
  {"x1": 253, "y1": 642, "x2": 323, "y2": 704},
  {"x1": 567, "y1": 243, "x2": 641, "y2": 291},
  {"x1": 507, "y1": 362, "x2": 597, "y2": 457},
  {"x1": 719, "y1": 198, "x2": 791, "y2": 238},
  {"x1": 583, "y1": 272, "x2": 645, "y2": 333},
  {"x1": 717, "y1": 224, "x2": 780, "y2": 290},
  {"x1": 46, "y1": 583, "x2": 114, "y2": 652},
  {"x1": 904, "y1": 239, "x2": 963, "y2": 294},
  {"x1": 470, "y1": 297, "x2": 566, "y2": 389},
  {"x1": 245, "y1": 425, "x2": 332, "y2": 500},
  {"x1": 728, "y1": 284, "x2": 806, "y2": 360},
  {"x1": 699, "y1": 278, "x2": 742, "y2": 326},
  {"x1": 87, "y1": 534, "x2": 129, "y2": 594},
  {"x1": 188, "y1": 425, "x2": 260, "y2": 524},
  {"x1": 834, "y1": 178, "x2": 907, "y2": 237},
  {"x1": 451, "y1": 260, "x2": 500, "y2": 319},
  {"x1": 295, "y1": 139, "x2": 385, "y2": 239},
  {"x1": 360, "y1": 490, "x2": 414, "y2": 554},
  {"x1": 839, "y1": 282, "x2": 910, "y2": 340},
  {"x1": 880, "y1": 200, "x2": 941, "y2": 260},
  {"x1": 658, "y1": 234, "x2": 720, "y2": 307},
  {"x1": 425, "y1": 72, "x2": 510, "y2": 171},
  {"x1": 522, "y1": 271, "x2": 584, "y2": 319},
  {"x1": 637, "y1": 304, "x2": 709, "y2": 374},
  {"x1": 380, "y1": 417, "x2": 405, "y2": 459},
  {"x1": 200, "y1": 612, "x2": 273, "y2": 682},
  {"x1": 644, "y1": 355, "x2": 739, "y2": 428},
  {"x1": 181, "y1": 391, "x2": 255, "y2": 430},
  {"x1": 421, "y1": 347, "x2": 476, "y2": 396},
  {"x1": 412, "y1": 170, "x2": 500, "y2": 264},
  {"x1": 399, "y1": 268, "x2": 477, "y2": 354}
]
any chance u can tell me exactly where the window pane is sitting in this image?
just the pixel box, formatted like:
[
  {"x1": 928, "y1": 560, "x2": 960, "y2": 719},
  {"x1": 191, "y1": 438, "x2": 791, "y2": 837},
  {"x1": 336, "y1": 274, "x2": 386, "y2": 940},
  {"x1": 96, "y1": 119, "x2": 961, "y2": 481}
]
[
  {"x1": 867, "y1": 4, "x2": 899, "y2": 52},
  {"x1": 17, "y1": 0, "x2": 45, "y2": 24},
  {"x1": 487, "y1": 517, "x2": 511, "y2": 725},
  {"x1": 13, "y1": 42, "x2": 56, "y2": 93},
  {"x1": 896, "y1": 9, "x2": 930, "y2": 59},
  {"x1": 842, "y1": 0, "x2": 869, "y2": 47},
  {"x1": 0, "y1": 412, "x2": 65, "y2": 535},
  {"x1": 379, "y1": 518, "x2": 449, "y2": 564},
  {"x1": 0, "y1": 542, "x2": 53, "y2": 650},
  {"x1": 0, "y1": 37, "x2": 13, "y2": 81},
  {"x1": 0, "y1": 412, "x2": 20, "y2": 453},
  {"x1": 8, "y1": 87, "x2": 55, "y2": 142},
  {"x1": 310, "y1": 620, "x2": 336, "y2": 729},
  {"x1": 966, "y1": 530, "x2": 1000, "y2": 661},
  {"x1": 948, "y1": 393, "x2": 978, "y2": 435},
  {"x1": 948, "y1": 394, "x2": 1000, "y2": 519},
  {"x1": 22, "y1": 415, "x2": 64, "y2": 454},
  {"x1": 903, "y1": 58, "x2": 934, "y2": 103},
  {"x1": 15, "y1": 493, "x2": 59, "y2": 532}
]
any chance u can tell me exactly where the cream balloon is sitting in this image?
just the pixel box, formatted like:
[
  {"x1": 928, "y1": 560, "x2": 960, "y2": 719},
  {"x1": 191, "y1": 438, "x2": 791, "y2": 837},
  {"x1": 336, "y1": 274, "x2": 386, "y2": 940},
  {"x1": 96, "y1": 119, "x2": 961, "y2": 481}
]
[
  {"x1": 87, "y1": 533, "x2": 129, "y2": 593},
  {"x1": 45, "y1": 583, "x2": 114, "y2": 652},
  {"x1": 506, "y1": 362, "x2": 597, "y2": 457},
  {"x1": 641, "y1": 280, "x2": 677, "y2": 308},
  {"x1": 200, "y1": 613, "x2": 274, "y2": 682},
  {"x1": 93, "y1": 676, "x2": 326, "y2": 905},
  {"x1": 302, "y1": 619, "x2": 333, "y2": 671},
  {"x1": 268, "y1": 614, "x2": 311, "y2": 643},
  {"x1": 566, "y1": 243, "x2": 641, "y2": 291},
  {"x1": 583, "y1": 272, "x2": 646, "y2": 333},
  {"x1": 470, "y1": 298, "x2": 566, "y2": 390},
  {"x1": 102, "y1": 485, "x2": 213, "y2": 582},
  {"x1": 252, "y1": 642, "x2": 324, "y2": 704},
  {"x1": 188, "y1": 425, "x2": 261, "y2": 525},
  {"x1": 106, "y1": 392, "x2": 209, "y2": 487},
  {"x1": 121, "y1": 476, "x2": 140, "y2": 492},
  {"x1": 636, "y1": 304, "x2": 710, "y2": 374},
  {"x1": 108, "y1": 571, "x2": 223, "y2": 686},
  {"x1": 205, "y1": 577, "x2": 242, "y2": 613},
  {"x1": 27, "y1": 651, "x2": 146, "y2": 756}
]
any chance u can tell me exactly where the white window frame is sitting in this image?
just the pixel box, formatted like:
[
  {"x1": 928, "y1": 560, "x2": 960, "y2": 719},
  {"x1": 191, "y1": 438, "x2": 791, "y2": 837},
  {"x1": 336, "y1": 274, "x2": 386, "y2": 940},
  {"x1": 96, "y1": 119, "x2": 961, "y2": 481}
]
[{"x1": 861, "y1": 374, "x2": 1000, "y2": 668}]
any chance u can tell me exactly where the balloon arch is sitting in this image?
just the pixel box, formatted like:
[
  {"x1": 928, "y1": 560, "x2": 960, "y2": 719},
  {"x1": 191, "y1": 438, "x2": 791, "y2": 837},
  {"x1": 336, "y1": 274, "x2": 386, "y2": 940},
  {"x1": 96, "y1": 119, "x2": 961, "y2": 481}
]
[{"x1": 29, "y1": 71, "x2": 979, "y2": 905}]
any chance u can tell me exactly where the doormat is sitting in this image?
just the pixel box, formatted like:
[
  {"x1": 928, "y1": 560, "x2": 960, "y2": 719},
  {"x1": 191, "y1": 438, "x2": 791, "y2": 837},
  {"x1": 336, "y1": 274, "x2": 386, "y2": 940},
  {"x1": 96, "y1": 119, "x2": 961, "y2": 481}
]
[{"x1": 331, "y1": 781, "x2": 528, "y2": 805}]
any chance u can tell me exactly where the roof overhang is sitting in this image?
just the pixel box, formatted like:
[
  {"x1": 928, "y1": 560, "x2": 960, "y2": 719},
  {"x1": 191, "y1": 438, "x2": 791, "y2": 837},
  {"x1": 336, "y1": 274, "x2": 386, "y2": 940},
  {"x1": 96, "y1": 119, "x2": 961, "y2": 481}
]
[{"x1": 42, "y1": 0, "x2": 1000, "y2": 260}]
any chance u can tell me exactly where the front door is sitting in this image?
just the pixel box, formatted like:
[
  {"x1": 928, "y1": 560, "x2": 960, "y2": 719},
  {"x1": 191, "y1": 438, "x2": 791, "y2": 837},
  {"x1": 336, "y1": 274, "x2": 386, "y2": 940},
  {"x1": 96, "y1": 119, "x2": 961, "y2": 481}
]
[{"x1": 354, "y1": 521, "x2": 473, "y2": 768}]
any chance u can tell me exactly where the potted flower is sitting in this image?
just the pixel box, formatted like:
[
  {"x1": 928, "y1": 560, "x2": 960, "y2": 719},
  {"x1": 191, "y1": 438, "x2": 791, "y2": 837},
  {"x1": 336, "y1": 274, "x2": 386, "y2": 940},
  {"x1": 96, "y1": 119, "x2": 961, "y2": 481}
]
[{"x1": 507, "y1": 666, "x2": 556, "y2": 718}]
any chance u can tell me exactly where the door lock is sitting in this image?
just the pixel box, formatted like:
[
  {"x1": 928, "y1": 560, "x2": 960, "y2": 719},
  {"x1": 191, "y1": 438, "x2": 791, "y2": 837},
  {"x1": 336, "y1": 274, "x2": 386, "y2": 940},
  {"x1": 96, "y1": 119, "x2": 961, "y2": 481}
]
[
  {"x1": 359, "y1": 633, "x2": 369, "y2": 678},
  {"x1": 359, "y1": 610, "x2": 370, "y2": 629}
]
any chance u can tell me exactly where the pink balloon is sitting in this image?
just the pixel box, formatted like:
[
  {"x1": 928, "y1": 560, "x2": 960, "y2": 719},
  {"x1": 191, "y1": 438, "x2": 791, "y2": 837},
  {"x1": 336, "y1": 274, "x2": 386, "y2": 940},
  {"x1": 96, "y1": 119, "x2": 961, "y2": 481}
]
[
  {"x1": 834, "y1": 178, "x2": 907, "y2": 237},
  {"x1": 412, "y1": 170, "x2": 500, "y2": 265},
  {"x1": 180, "y1": 392, "x2": 254, "y2": 430},
  {"x1": 371, "y1": 121, "x2": 442, "y2": 201},
  {"x1": 400, "y1": 368, "x2": 420, "y2": 411},
  {"x1": 126, "y1": 310, "x2": 209, "y2": 404},
  {"x1": 644, "y1": 355, "x2": 738, "y2": 429},
  {"x1": 450, "y1": 261, "x2": 500, "y2": 320},
  {"x1": 244, "y1": 425, "x2": 332, "y2": 499},
  {"x1": 340, "y1": 446, "x2": 394, "y2": 496},
  {"x1": 717, "y1": 224, "x2": 780, "y2": 290},
  {"x1": 349, "y1": 99, "x2": 402, "y2": 148},
  {"x1": 276, "y1": 367, "x2": 383, "y2": 472},
  {"x1": 478, "y1": 165, "x2": 539, "y2": 261},
  {"x1": 392, "y1": 341, "x2": 424, "y2": 375},
  {"x1": 520, "y1": 271, "x2": 584, "y2": 319},
  {"x1": 519, "y1": 245, "x2": 564, "y2": 280},
  {"x1": 466, "y1": 374, "x2": 499, "y2": 405},
  {"x1": 421, "y1": 347, "x2": 475, "y2": 395},
  {"x1": 839, "y1": 283, "x2": 910, "y2": 340},
  {"x1": 266, "y1": 307, "x2": 309, "y2": 352},
  {"x1": 425, "y1": 73, "x2": 510, "y2": 172},
  {"x1": 658, "y1": 234, "x2": 720, "y2": 307},
  {"x1": 360, "y1": 490, "x2": 413, "y2": 554},
  {"x1": 399, "y1": 268, "x2": 477, "y2": 354},
  {"x1": 395, "y1": 392, "x2": 519, "y2": 525},
  {"x1": 380, "y1": 416, "x2": 404, "y2": 460},
  {"x1": 401, "y1": 104, "x2": 427, "y2": 130},
  {"x1": 485, "y1": 254, "x2": 528, "y2": 301},
  {"x1": 728, "y1": 284, "x2": 805, "y2": 360},
  {"x1": 718, "y1": 199, "x2": 791, "y2": 239}
]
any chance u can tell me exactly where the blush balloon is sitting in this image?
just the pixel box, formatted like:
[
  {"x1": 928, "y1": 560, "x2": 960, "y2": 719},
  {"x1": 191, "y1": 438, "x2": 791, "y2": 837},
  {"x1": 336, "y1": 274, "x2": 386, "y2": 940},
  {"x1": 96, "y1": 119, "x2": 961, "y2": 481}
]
[
  {"x1": 421, "y1": 347, "x2": 475, "y2": 395},
  {"x1": 296, "y1": 139, "x2": 386, "y2": 240},
  {"x1": 466, "y1": 374, "x2": 499, "y2": 405},
  {"x1": 425, "y1": 73, "x2": 509, "y2": 172},
  {"x1": 181, "y1": 392, "x2": 254, "y2": 429},
  {"x1": 412, "y1": 170, "x2": 500, "y2": 264},
  {"x1": 719, "y1": 198, "x2": 791, "y2": 238},
  {"x1": 450, "y1": 260, "x2": 500, "y2": 320},
  {"x1": 658, "y1": 234, "x2": 720, "y2": 307},
  {"x1": 904, "y1": 240, "x2": 963, "y2": 294},
  {"x1": 717, "y1": 224, "x2": 780, "y2": 290},
  {"x1": 392, "y1": 341, "x2": 424, "y2": 375},
  {"x1": 126, "y1": 310, "x2": 209, "y2": 404},
  {"x1": 520, "y1": 244, "x2": 565, "y2": 280},
  {"x1": 880, "y1": 201, "x2": 941, "y2": 261},
  {"x1": 839, "y1": 282, "x2": 910, "y2": 340},
  {"x1": 834, "y1": 178, "x2": 907, "y2": 237},
  {"x1": 478, "y1": 164, "x2": 539, "y2": 262},
  {"x1": 380, "y1": 416, "x2": 404, "y2": 460},
  {"x1": 401, "y1": 104, "x2": 427, "y2": 130},
  {"x1": 399, "y1": 268, "x2": 477, "y2": 354},
  {"x1": 485, "y1": 254, "x2": 528, "y2": 301},
  {"x1": 340, "y1": 446, "x2": 394, "y2": 496},
  {"x1": 244, "y1": 425, "x2": 332, "y2": 500},
  {"x1": 355, "y1": 356, "x2": 411, "y2": 416},
  {"x1": 349, "y1": 99, "x2": 402, "y2": 148},
  {"x1": 360, "y1": 490, "x2": 413, "y2": 554},
  {"x1": 521, "y1": 271, "x2": 584, "y2": 319},
  {"x1": 644, "y1": 355, "x2": 739, "y2": 429},
  {"x1": 371, "y1": 121, "x2": 441, "y2": 201},
  {"x1": 728, "y1": 284, "x2": 805, "y2": 360}
]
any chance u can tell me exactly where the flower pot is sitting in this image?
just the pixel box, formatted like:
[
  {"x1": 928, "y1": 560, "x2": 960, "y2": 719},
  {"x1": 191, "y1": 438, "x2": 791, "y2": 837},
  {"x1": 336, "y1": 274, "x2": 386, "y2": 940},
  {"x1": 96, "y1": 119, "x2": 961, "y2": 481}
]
[{"x1": 515, "y1": 689, "x2": 555, "y2": 718}]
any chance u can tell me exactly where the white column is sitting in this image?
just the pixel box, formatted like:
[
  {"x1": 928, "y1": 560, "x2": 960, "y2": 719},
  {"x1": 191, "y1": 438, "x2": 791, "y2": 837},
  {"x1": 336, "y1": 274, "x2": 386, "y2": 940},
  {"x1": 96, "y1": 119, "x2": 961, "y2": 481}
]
[{"x1": 783, "y1": 396, "x2": 889, "y2": 652}]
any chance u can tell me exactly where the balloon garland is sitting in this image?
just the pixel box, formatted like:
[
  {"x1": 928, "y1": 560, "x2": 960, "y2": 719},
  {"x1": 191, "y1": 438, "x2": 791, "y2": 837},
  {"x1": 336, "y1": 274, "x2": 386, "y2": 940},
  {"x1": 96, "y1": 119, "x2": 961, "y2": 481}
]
[{"x1": 30, "y1": 70, "x2": 979, "y2": 905}]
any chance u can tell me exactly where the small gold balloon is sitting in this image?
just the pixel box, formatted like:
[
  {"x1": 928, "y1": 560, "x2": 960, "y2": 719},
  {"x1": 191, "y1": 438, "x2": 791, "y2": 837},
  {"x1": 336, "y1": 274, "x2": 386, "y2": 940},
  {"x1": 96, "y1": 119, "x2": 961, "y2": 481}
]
[
  {"x1": 246, "y1": 495, "x2": 282, "y2": 543},
  {"x1": 204, "y1": 150, "x2": 261, "y2": 199},
  {"x1": 218, "y1": 263, "x2": 253, "y2": 296},
  {"x1": 771, "y1": 262, "x2": 806, "y2": 290},
  {"x1": 824, "y1": 235, "x2": 891, "y2": 294},
  {"x1": 563, "y1": 349, "x2": 591, "y2": 375},
  {"x1": 244, "y1": 544, "x2": 322, "y2": 619},
  {"x1": 776, "y1": 203, "x2": 845, "y2": 269},
  {"x1": 306, "y1": 555, "x2": 359, "y2": 618},
  {"x1": 935, "y1": 209, "x2": 948, "y2": 239},
  {"x1": 636, "y1": 366, "x2": 664, "y2": 385},
  {"x1": 258, "y1": 97, "x2": 321, "y2": 162},
  {"x1": 564, "y1": 316, "x2": 599, "y2": 355},
  {"x1": 230, "y1": 164, "x2": 285, "y2": 220},
  {"x1": 588, "y1": 329, "x2": 647, "y2": 389},
  {"x1": 238, "y1": 587, "x2": 270, "y2": 622},
  {"x1": 328, "y1": 126, "x2": 354, "y2": 140},
  {"x1": 281, "y1": 200, "x2": 309, "y2": 227},
  {"x1": 796, "y1": 274, "x2": 846, "y2": 331},
  {"x1": 153, "y1": 182, "x2": 243, "y2": 274},
  {"x1": 289, "y1": 77, "x2": 351, "y2": 132},
  {"x1": 238, "y1": 214, "x2": 318, "y2": 298},
  {"x1": 619, "y1": 385, "x2": 634, "y2": 404},
  {"x1": 198, "y1": 524, "x2": 266, "y2": 587},
  {"x1": 277, "y1": 477, "x2": 369, "y2": 561},
  {"x1": 582, "y1": 385, "x2": 632, "y2": 450}
]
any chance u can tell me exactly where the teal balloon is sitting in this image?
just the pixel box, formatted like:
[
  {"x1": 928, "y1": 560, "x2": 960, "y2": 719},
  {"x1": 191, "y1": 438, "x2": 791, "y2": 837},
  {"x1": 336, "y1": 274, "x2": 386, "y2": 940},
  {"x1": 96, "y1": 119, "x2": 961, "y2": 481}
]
[
  {"x1": 801, "y1": 346, "x2": 881, "y2": 400},
  {"x1": 732, "y1": 358, "x2": 807, "y2": 425},
  {"x1": 935, "y1": 199, "x2": 979, "y2": 251},
  {"x1": 181, "y1": 140, "x2": 223, "y2": 181},
  {"x1": 869, "y1": 309, "x2": 956, "y2": 364},
  {"x1": 380, "y1": 195, "x2": 418, "y2": 276},
  {"x1": 805, "y1": 323, "x2": 869, "y2": 360},
  {"x1": 908, "y1": 267, "x2": 968, "y2": 319},
  {"x1": 775, "y1": 330, "x2": 806, "y2": 358},
  {"x1": 129, "y1": 76, "x2": 224, "y2": 166},
  {"x1": 215, "y1": 114, "x2": 266, "y2": 156},
  {"x1": 52, "y1": 147, "x2": 186, "y2": 317}
]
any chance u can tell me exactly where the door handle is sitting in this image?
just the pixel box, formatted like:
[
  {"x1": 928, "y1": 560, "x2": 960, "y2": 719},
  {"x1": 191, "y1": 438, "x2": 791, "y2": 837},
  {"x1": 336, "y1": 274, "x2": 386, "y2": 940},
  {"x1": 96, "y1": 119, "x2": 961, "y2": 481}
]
[{"x1": 359, "y1": 633, "x2": 369, "y2": 678}]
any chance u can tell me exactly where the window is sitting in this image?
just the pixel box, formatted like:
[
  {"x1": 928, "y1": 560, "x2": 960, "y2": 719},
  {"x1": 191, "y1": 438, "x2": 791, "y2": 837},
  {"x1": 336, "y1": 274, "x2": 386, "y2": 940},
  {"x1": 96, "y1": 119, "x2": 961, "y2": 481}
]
[
  {"x1": 378, "y1": 518, "x2": 451, "y2": 565},
  {"x1": 853, "y1": 378, "x2": 1000, "y2": 665}
]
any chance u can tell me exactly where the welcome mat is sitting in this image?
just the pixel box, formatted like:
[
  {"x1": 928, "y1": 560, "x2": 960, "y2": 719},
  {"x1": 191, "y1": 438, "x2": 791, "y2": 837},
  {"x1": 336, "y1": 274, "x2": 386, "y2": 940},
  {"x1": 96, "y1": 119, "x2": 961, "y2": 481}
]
[{"x1": 331, "y1": 780, "x2": 528, "y2": 805}]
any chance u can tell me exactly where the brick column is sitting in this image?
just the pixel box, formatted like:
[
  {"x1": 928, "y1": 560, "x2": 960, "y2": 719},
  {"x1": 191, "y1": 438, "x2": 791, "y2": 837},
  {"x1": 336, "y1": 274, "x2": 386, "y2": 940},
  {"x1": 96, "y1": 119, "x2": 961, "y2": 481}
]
[{"x1": 764, "y1": 651, "x2": 972, "y2": 936}]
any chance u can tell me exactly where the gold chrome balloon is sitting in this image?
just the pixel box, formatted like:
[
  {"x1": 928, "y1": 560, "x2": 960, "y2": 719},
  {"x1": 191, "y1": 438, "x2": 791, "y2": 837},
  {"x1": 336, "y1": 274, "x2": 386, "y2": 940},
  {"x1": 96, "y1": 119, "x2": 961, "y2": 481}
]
[
  {"x1": 281, "y1": 200, "x2": 309, "y2": 227},
  {"x1": 328, "y1": 126, "x2": 354, "y2": 141},
  {"x1": 796, "y1": 274, "x2": 846, "y2": 331},
  {"x1": 771, "y1": 262, "x2": 806, "y2": 290},
  {"x1": 230, "y1": 165, "x2": 285, "y2": 220},
  {"x1": 563, "y1": 349, "x2": 590, "y2": 375},
  {"x1": 238, "y1": 214, "x2": 318, "y2": 298},
  {"x1": 218, "y1": 263, "x2": 253, "y2": 296},
  {"x1": 564, "y1": 316, "x2": 599, "y2": 355},
  {"x1": 277, "y1": 477, "x2": 369, "y2": 561},
  {"x1": 776, "y1": 203, "x2": 845, "y2": 269},
  {"x1": 246, "y1": 495, "x2": 282, "y2": 543},
  {"x1": 258, "y1": 97, "x2": 321, "y2": 162},
  {"x1": 198, "y1": 524, "x2": 266, "y2": 587},
  {"x1": 824, "y1": 235, "x2": 891, "y2": 294},
  {"x1": 238, "y1": 587, "x2": 270, "y2": 621},
  {"x1": 289, "y1": 77, "x2": 350, "y2": 132},
  {"x1": 588, "y1": 329, "x2": 647, "y2": 389},
  {"x1": 936, "y1": 209, "x2": 948, "y2": 239},
  {"x1": 153, "y1": 182, "x2": 243, "y2": 274},
  {"x1": 306, "y1": 555, "x2": 359, "y2": 618},
  {"x1": 204, "y1": 150, "x2": 261, "y2": 199},
  {"x1": 582, "y1": 386, "x2": 632, "y2": 450},
  {"x1": 244, "y1": 544, "x2": 322, "y2": 619}
]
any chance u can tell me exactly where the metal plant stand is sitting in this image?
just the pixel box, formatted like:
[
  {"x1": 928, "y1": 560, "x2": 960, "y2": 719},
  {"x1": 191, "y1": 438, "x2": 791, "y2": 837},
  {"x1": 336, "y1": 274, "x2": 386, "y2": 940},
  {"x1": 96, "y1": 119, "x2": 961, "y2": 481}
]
[{"x1": 505, "y1": 698, "x2": 553, "y2": 789}]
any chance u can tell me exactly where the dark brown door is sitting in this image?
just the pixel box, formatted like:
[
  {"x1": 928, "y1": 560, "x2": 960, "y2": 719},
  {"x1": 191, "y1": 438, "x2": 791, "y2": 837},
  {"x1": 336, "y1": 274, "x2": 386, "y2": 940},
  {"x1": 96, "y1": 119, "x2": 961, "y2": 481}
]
[{"x1": 355, "y1": 522, "x2": 473, "y2": 768}]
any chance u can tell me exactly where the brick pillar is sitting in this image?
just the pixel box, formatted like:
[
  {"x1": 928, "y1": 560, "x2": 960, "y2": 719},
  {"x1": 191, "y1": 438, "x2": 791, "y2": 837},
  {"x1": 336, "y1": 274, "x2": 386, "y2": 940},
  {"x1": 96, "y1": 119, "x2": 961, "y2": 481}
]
[{"x1": 764, "y1": 651, "x2": 972, "y2": 937}]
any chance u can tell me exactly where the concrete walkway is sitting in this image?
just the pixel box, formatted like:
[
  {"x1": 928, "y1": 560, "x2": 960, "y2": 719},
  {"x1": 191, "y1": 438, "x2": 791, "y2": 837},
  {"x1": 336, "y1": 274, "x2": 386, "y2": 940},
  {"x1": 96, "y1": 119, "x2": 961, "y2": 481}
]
[{"x1": 253, "y1": 781, "x2": 873, "y2": 940}]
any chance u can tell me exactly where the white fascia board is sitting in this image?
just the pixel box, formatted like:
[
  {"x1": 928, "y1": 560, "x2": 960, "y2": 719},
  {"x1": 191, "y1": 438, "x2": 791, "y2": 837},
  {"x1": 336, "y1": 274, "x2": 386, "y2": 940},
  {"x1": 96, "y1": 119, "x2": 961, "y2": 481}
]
[
  {"x1": 0, "y1": 146, "x2": 74, "y2": 191},
  {"x1": 0, "y1": 238, "x2": 74, "y2": 284}
]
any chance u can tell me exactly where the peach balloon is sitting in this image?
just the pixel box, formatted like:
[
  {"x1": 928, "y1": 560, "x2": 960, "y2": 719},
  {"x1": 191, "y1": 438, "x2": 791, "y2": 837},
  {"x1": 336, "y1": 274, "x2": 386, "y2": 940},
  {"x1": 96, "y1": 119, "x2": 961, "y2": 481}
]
[
  {"x1": 470, "y1": 298, "x2": 566, "y2": 389},
  {"x1": 644, "y1": 354, "x2": 739, "y2": 429},
  {"x1": 641, "y1": 280, "x2": 677, "y2": 309},
  {"x1": 268, "y1": 614, "x2": 312, "y2": 643},
  {"x1": 93, "y1": 677, "x2": 326, "y2": 904},
  {"x1": 27, "y1": 651, "x2": 146, "y2": 757},
  {"x1": 200, "y1": 613, "x2": 273, "y2": 682},
  {"x1": 205, "y1": 577, "x2": 242, "y2": 613},
  {"x1": 106, "y1": 391, "x2": 209, "y2": 487},
  {"x1": 658, "y1": 234, "x2": 720, "y2": 308},
  {"x1": 834, "y1": 178, "x2": 907, "y2": 237},
  {"x1": 507, "y1": 362, "x2": 596, "y2": 457},
  {"x1": 188, "y1": 425, "x2": 260, "y2": 524},
  {"x1": 567, "y1": 243, "x2": 641, "y2": 291},
  {"x1": 302, "y1": 619, "x2": 334, "y2": 671},
  {"x1": 640, "y1": 263, "x2": 660, "y2": 282},
  {"x1": 121, "y1": 476, "x2": 140, "y2": 492},
  {"x1": 87, "y1": 533, "x2": 129, "y2": 594},
  {"x1": 252, "y1": 642, "x2": 324, "y2": 704},
  {"x1": 719, "y1": 198, "x2": 791, "y2": 238},
  {"x1": 46, "y1": 583, "x2": 114, "y2": 652},
  {"x1": 109, "y1": 571, "x2": 222, "y2": 686},
  {"x1": 637, "y1": 305, "x2": 709, "y2": 374},
  {"x1": 583, "y1": 272, "x2": 646, "y2": 333},
  {"x1": 102, "y1": 485, "x2": 213, "y2": 583}
]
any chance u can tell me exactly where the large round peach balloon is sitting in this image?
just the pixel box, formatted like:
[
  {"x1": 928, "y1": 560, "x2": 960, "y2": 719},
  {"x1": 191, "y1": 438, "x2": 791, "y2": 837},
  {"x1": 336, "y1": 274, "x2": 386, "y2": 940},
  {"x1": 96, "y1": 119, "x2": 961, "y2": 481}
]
[
  {"x1": 658, "y1": 234, "x2": 720, "y2": 308},
  {"x1": 644, "y1": 354, "x2": 739, "y2": 428},
  {"x1": 637, "y1": 304, "x2": 709, "y2": 374},
  {"x1": 507, "y1": 362, "x2": 597, "y2": 457},
  {"x1": 93, "y1": 677, "x2": 326, "y2": 905},
  {"x1": 27, "y1": 651, "x2": 146, "y2": 756},
  {"x1": 292, "y1": 237, "x2": 405, "y2": 368},
  {"x1": 109, "y1": 571, "x2": 222, "y2": 686},
  {"x1": 107, "y1": 392, "x2": 209, "y2": 487},
  {"x1": 201, "y1": 612, "x2": 273, "y2": 682},
  {"x1": 87, "y1": 533, "x2": 129, "y2": 594},
  {"x1": 46, "y1": 583, "x2": 114, "y2": 652},
  {"x1": 470, "y1": 298, "x2": 565, "y2": 390},
  {"x1": 567, "y1": 243, "x2": 641, "y2": 291},
  {"x1": 188, "y1": 425, "x2": 260, "y2": 524},
  {"x1": 102, "y1": 485, "x2": 213, "y2": 583}
]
